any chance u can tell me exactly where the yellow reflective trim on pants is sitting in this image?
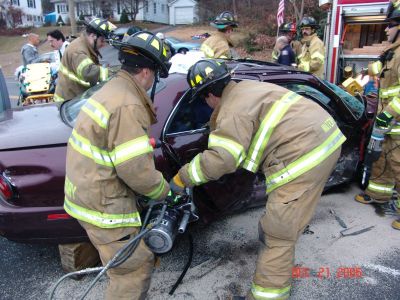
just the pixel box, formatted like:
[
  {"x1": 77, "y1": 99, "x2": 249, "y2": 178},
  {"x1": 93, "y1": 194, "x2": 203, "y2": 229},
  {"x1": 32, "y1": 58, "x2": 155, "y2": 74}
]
[
  {"x1": 53, "y1": 93, "x2": 64, "y2": 102},
  {"x1": 367, "y1": 181, "x2": 394, "y2": 195},
  {"x1": 379, "y1": 85, "x2": 400, "y2": 99},
  {"x1": 208, "y1": 134, "x2": 245, "y2": 167},
  {"x1": 64, "y1": 197, "x2": 142, "y2": 228},
  {"x1": 251, "y1": 283, "x2": 291, "y2": 300},
  {"x1": 81, "y1": 98, "x2": 110, "y2": 129},
  {"x1": 389, "y1": 97, "x2": 400, "y2": 115},
  {"x1": 76, "y1": 58, "x2": 94, "y2": 79},
  {"x1": 99, "y1": 66, "x2": 108, "y2": 81},
  {"x1": 109, "y1": 135, "x2": 153, "y2": 166},
  {"x1": 59, "y1": 64, "x2": 90, "y2": 87},
  {"x1": 311, "y1": 51, "x2": 324, "y2": 61},
  {"x1": 266, "y1": 128, "x2": 346, "y2": 193},
  {"x1": 69, "y1": 129, "x2": 114, "y2": 167},
  {"x1": 188, "y1": 154, "x2": 207, "y2": 185},
  {"x1": 201, "y1": 43, "x2": 215, "y2": 58},
  {"x1": 370, "y1": 61, "x2": 382, "y2": 76},
  {"x1": 144, "y1": 178, "x2": 166, "y2": 200},
  {"x1": 243, "y1": 92, "x2": 302, "y2": 173}
]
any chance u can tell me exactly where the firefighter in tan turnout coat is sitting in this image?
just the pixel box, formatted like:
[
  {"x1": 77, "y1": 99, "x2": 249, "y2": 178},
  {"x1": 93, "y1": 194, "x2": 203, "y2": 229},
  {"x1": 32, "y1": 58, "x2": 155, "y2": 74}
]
[
  {"x1": 355, "y1": 0, "x2": 400, "y2": 230},
  {"x1": 64, "y1": 32, "x2": 171, "y2": 299},
  {"x1": 297, "y1": 16, "x2": 325, "y2": 79},
  {"x1": 169, "y1": 59, "x2": 345, "y2": 299},
  {"x1": 201, "y1": 11, "x2": 238, "y2": 59},
  {"x1": 54, "y1": 18, "x2": 115, "y2": 103}
]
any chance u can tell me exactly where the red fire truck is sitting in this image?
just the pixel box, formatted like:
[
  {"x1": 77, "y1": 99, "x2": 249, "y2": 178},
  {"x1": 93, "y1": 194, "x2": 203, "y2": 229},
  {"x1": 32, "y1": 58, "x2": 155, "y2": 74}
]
[{"x1": 322, "y1": 0, "x2": 390, "y2": 84}]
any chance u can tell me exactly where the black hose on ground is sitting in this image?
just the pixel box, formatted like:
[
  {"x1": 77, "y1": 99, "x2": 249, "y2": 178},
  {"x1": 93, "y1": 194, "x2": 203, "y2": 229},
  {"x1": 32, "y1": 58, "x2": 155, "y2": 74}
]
[{"x1": 168, "y1": 233, "x2": 193, "y2": 295}]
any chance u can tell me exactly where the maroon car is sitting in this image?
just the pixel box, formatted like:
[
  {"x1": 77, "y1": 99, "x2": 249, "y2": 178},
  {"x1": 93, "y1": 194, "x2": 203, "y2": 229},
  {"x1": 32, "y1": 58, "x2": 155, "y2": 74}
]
[{"x1": 0, "y1": 60, "x2": 371, "y2": 244}]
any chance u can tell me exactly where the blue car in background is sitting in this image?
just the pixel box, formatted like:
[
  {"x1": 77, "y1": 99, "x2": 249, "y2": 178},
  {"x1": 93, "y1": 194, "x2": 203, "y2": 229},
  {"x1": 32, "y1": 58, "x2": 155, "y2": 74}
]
[{"x1": 165, "y1": 37, "x2": 200, "y2": 54}]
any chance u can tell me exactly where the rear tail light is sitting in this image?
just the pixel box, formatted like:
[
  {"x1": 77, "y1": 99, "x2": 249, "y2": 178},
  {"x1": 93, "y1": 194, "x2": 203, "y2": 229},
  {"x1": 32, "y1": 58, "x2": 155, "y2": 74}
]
[
  {"x1": 47, "y1": 213, "x2": 72, "y2": 220},
  {"x1": 0, "y1": 174, "x2": 13, "y2": 200}
]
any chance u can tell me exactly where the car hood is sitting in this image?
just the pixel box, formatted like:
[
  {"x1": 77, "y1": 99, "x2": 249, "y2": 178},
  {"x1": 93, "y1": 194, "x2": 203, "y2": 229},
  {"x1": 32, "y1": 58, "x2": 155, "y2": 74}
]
[{"x1": 0, "y1": 104, "x2": 72, "y2": 150}]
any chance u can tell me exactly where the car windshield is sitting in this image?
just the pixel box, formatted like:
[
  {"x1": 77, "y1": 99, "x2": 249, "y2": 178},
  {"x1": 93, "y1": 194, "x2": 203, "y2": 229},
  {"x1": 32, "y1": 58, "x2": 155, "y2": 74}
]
[
  {"x1": 323, "y1": 80, "x2": 364, "y2": 120},
  {"x1": 167, "y1": 37, "x2": 182, "y2": 44},
  {"x1": 61, "y1": 78, "x2": 167, "y2": 128}
]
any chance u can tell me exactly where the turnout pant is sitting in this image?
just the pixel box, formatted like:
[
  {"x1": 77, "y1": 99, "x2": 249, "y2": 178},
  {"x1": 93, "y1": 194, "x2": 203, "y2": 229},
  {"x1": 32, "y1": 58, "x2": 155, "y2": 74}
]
[
  {"x1": 365, "y1": 136, "x2": 400, "y2": 201},
  {"x1": 89, "y1": 227, "x2": 155, "y2": 300},
  {"x1": 250, "y1": 148, "x2": 340, "y2": 299}
]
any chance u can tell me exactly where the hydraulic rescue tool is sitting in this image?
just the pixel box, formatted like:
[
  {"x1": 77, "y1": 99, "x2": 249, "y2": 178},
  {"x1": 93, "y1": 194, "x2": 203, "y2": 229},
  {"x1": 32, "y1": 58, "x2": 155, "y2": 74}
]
[
  {"x1": 49, "y1": 190, "x2": 198, "y2": 300},
  {"x1": 361, "y1": 122, "x2": 392, "y2": 186}
]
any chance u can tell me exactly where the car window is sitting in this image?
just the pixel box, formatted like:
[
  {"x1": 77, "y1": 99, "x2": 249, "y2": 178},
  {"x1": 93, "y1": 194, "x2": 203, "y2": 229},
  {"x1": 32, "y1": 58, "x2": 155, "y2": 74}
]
[
  {"x1": 280, "y1": 83, "x2": 331, "y2": 106},
  {"x1": 61, "y1": 78, "x2": 167, "y2": 128},
  {"x1": 164, "y1": 90, "x2": 213, "y2": 135},
  {"x1": 323, "y1": 80, "x2": 364, "y2": 120}
]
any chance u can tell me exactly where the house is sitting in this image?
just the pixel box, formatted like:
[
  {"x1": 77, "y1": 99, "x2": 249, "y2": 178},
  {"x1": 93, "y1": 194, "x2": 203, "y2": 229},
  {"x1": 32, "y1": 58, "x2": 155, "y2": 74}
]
[
  {"x1": 49, "y1": 0, "x2": 198, "y2": 25},
  {"x1": 168, "y1": 0, "x2": 198, "y2": 25},
  {"x1": 3, "y1": 0, "x2": 43, "y2": 27}
]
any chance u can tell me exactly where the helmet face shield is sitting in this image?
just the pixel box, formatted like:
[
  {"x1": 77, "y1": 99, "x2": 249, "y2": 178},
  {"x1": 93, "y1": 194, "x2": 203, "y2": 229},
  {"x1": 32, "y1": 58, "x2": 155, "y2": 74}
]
[{"x1": 299, "y1": 16, "x2": 319, "y2": 29}]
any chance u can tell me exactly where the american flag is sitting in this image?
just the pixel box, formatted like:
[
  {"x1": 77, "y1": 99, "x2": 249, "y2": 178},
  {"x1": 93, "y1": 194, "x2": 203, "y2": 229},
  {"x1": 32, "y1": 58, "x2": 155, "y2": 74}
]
[{"x1": 277, "y1": 0, "x2": 285, "y2": 27}]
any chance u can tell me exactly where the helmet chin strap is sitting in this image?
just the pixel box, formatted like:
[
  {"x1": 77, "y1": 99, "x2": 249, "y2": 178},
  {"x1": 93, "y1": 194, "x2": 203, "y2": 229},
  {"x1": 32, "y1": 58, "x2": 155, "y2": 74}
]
[
  {"x1": 93, "y1": 35, "x2": 103, "y2": 58},
  {"x1": 393, "y1": 25, "x2": 400, "y2": 43},
  {"x1": 150, "y1": 71, "x2": 160, "y2": 103}
]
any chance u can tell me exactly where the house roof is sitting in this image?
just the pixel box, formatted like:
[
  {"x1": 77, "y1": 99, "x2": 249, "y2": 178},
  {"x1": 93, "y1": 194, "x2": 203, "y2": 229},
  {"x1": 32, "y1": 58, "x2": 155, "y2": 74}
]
[{"x1": 168, "y1": 0, "x2": 197, "y2": 6}]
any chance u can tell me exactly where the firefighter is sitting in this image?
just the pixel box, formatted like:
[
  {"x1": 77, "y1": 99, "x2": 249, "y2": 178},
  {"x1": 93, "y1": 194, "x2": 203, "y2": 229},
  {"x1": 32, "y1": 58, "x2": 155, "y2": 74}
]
[
  {"x1": 169, "y1": 59, "x2": 346, "y2": 299},
  {"x1": 200, "y1": 11, "x2": 238, "y2": 59},
  {"x1": 63, "y1": 32, "x2": 171, "y2": 299},
  {"x1": 355, "y1": 0, "x2": 400, "y2": 230},
  {"x1": 155, "y1": 32, "x2": 173, "y2": 58},
  {"x1": 53, "y1": 18, "x2": 116, "y2": 103},
  {"x1": 272, "y1": 22, "x2": 302, "y2": 64},
  {"x1": 297, "y1": 16, "x2": 325, "y2": 79}
]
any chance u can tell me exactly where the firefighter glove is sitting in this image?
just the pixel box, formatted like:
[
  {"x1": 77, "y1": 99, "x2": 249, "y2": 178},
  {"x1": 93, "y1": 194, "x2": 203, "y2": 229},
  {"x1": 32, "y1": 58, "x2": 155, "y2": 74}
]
[
  {"x1": 170, "y1": 173, "x2": 185, "y2": 194},
  {"x1": 376, "y1": 111, "x2": 393, "y2": 128}
]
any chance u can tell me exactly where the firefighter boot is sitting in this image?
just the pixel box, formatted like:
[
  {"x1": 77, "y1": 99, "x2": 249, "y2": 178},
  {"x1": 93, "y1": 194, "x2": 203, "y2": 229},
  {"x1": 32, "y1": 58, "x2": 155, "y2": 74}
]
[
  {"x1": 392, "y1": 219, "x2": 400, "y2": 230},
  {"x1": 354, "y1": 193, "x2": 388, "y2": 204}
]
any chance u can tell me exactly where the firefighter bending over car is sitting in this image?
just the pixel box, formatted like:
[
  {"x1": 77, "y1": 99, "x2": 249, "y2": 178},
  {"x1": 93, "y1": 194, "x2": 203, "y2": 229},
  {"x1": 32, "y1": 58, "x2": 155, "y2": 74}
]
[
  {"x1": 201, "y1": 11, "x2": 238, "y2": 59},
  {"x1": 53, "y1": 18, "x2": 116, "y2": 103},
  {"x1": 169, "y1": 59, "x2": 346, "y2": 299},
  {"x1": 64, "y1": 32, "x2": 171, "y2": 299},
  {"x1": 297, "y1": 16, "x2": 325, "y2": 79},
  {"x1": 355, "y1": 0, "x2": 400, "y2": 230}
]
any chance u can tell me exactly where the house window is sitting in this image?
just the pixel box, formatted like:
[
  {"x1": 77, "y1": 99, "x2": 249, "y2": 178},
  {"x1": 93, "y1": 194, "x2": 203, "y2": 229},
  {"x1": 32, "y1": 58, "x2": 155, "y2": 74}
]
[
  {"x1": 145, "y1": 1, "x2": 148, "y2": 13},
  {"x1": 27, "y1": 15, "x2": 32, "y2": 21},
  {"x1": 12, "y1": 0, "x2": 20, "y2": 6},
  {"x1": 161, "y1": 4, "x2": 165, "y2": 13},
  {"x1": 153, "y1": 3, "x2": 156, "y2": 14},
  {"x1": 117, "y1": 0, "x2": 121, "y2": 14},
  {"x1": 58, "y1": 4, "x2": 68, "y2": 13},
  {"x1": 27, "y1": 0, "x2": 34, "y2": 8}
]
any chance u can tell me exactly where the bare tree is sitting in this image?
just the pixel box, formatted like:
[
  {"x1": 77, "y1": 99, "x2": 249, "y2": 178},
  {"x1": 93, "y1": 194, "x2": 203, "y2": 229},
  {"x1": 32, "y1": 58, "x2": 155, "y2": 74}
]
[{"x1": 68, "y1": 0, "x2": 77, "y2": 35}]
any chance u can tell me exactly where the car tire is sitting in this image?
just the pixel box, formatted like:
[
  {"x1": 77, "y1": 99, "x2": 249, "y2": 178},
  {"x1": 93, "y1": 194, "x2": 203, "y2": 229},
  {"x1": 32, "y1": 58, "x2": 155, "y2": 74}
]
[{"x1": 178, "y1": 48, "x2": 188, "y2": 54}]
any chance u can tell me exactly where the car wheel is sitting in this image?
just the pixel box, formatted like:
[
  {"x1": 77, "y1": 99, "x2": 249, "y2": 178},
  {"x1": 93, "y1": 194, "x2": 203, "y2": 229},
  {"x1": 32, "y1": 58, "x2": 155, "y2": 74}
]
[{"x1": 178, "y1": 48, "x2": 188, "y2": 54}]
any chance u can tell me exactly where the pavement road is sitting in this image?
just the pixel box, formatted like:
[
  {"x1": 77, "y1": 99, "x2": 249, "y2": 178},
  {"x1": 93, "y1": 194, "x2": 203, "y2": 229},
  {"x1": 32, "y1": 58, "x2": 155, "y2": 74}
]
[{"x1": 0, "y1": 183, "x2": 399, "y2": 300}]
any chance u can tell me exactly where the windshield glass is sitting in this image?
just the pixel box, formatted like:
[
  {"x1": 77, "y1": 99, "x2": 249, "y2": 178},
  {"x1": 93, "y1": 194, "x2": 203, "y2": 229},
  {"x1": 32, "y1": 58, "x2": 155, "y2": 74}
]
[
  {"x1": 61, "y1": 78, "x2": 167, "y2": 128},
  {"x1": 323, "y1": 80, "x2": 364, "y2": 120}
]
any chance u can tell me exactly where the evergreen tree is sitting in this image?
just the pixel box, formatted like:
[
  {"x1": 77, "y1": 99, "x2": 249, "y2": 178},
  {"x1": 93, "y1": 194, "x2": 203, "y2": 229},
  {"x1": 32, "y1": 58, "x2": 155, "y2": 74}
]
[{"x1": 120, "y1": 9, "x2": 129, "y2": 24}]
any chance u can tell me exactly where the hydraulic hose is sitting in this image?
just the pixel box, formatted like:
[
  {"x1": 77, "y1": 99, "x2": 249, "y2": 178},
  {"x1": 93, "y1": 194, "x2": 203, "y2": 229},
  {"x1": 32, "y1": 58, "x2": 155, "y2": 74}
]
[{"x1": 49, "y1": 202, "x2": 168, "y2": 300}]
